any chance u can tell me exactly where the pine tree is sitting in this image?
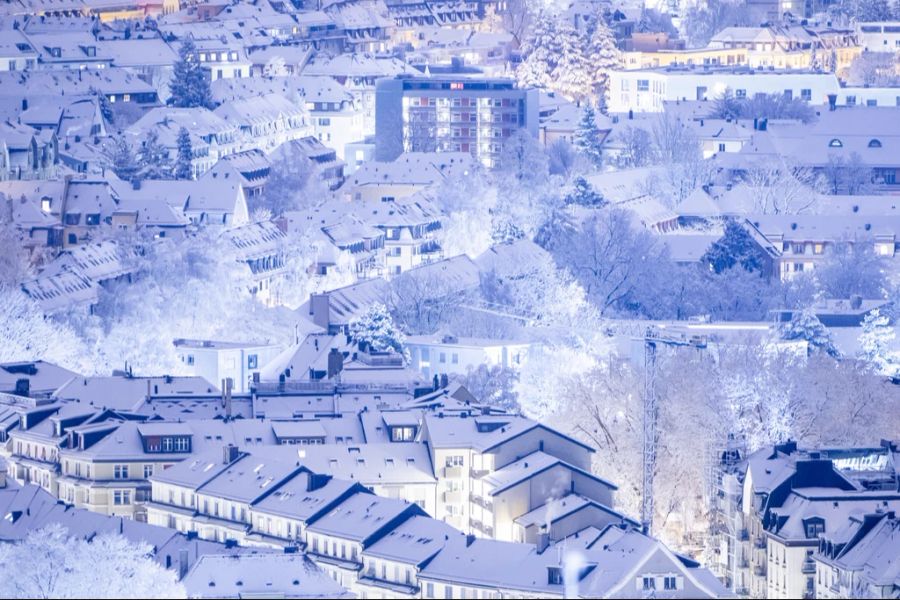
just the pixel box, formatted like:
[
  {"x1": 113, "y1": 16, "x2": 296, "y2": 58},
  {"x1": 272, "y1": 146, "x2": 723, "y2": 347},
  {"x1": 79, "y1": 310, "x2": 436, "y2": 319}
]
[
  {"x1": 137, "y1": 130, "x2": 172, "y2": 180},
  {"x1": 703, "y1": 220, "x2": 769, "y2": 275},
  {"x1": 107, "y1": 137, "x2": 139, "y2": 182},
  {"x1": 781, "y1": 309, "x2": 840, "y2": 358},
  {"x1": 516, "y1": 11, "x2": 563, "y2": 91},
  {"x1": 566, "y1": 176, "x2": 605, "y2": 206},
  {"x1": 552, "y1": 22, "x2": 594, "y2": 102},
  {"x1": 573, "y1": 105, "x2": 604, "y2": 166},
  {"x1": 169, "y1": 38, "x2": 213, "y2": 109},
  {"x1": 349, "y1": 303, "x2": 407, "y2": 357},
  {"x1": 174, "y1": 127, "x2": 193, "y2": 180},
  {"x1": 857, "y1": 309, "x2": 900, "y2": 378},
  {"x1": 587, "y1": 16, "x2": 622, "y2": 110}
]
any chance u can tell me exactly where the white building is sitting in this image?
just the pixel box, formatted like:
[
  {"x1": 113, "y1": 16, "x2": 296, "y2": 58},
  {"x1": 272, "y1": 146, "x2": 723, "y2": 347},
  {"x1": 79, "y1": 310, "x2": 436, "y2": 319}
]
[
  {"x1": 608, "y1": 68, "x2": 841, "y2": 113},
  {"x1": 405, "y1": 334, "x2": 531, "y2": 378},
  {"x1": 174, "y1": 339, "x2": 284, "y2": 394},
  {"x1": 856, "y1": 21, "x2": 900, "y2": 52}
]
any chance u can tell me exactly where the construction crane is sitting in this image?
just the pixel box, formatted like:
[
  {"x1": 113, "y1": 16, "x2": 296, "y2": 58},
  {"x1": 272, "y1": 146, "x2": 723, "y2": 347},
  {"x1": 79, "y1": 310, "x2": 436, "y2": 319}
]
[{"x1": 640, "y1": 326, "x2": 707, "y2": 535}]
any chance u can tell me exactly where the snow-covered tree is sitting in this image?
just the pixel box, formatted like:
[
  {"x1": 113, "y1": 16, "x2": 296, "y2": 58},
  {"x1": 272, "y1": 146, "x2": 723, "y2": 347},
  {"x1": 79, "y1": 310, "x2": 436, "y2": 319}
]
[
  {"x1": 496, "y1": 128, "x2": 548, "y2": 188},
  {"x1": 857, "y1": 309, "x2": 899, "y2": 378},
  {"x1": 458, "y1": 364, "x2": 520, "y2": 412},
  {"x1": 614, "y1": 125, "x2": 654, "y2": 168},
  {"x1": 781, "y1": 309, "x2": 840, "y2": 358},
  {"x1": 516, "y1": 11, "x2": 566, "y2": 91},
  {"x1": 573, "y1": 105, "x2": 604, "y2": 166},
  {"x1": 0, "y1": 285, "x2": 91, "y2": 373},
  {"x1": 136, "y1": 129, "x2": 172, "y2": 180},
  {"x1": 106, "y1": 137, "x2": 139, "y2": 182},
  {"x1": 169, "y1": 38, "x2": 213, "y2": 109},
  {"x1": 815, "y1": 240, "x2": 886, "y2": 299},
  {"x1": 349, "y1": 302, "x2": 407, "y2": 356},
  {"x1": 586, "y1": 17, "x2": 622, "y2": 107},
  {"x1": 856, "y1": 0, "x2": 894, "y2": 20},
  {"x1": 258, "y1": 142, "x2": 318, "y2": 216},
  {"x1": 553, "y1": 22, "x2": 594, "y2": 102},
  {"x1": 174, "y1": 127, "x2": 193, "y2": 180},
  {"x1": 703, "y1": 220, "x2": 769, "y2": 275},
  {"x1": 0, "y1": 524, "x2": 185, "y2": 599},
  {"x1": 565, "y1": 176, "x2": 604, "y2": 206}
]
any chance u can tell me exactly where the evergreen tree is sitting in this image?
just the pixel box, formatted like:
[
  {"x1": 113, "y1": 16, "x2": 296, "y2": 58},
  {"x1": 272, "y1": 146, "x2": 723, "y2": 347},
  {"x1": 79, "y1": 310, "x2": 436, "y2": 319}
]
[
  {"x1": 552, "y1": 22, "x2": 594, "y2": 102},
  {"x1": 857, "y1": 309, "x2": 899, "y2": 378},
  {"x1": 169, "y1": 38, "x2": 213, "y2": 109},
  {"x1": 174, "y1": 127, "x2": 193, "y2": 180},
  {"x1": 566, "y1": 176, "x2": 605, "y2": 206},
  {"x1": 136, "y1": 130, "x2": 172, "y2": 180},
  {"x1": 107, "y1": 137, "x2": 139, "y2": 182},
  {"x1": 573, "y1": 105, "x2": 604, "y2": 166},
  {"x1": 516, "y1": 11, "x2": 562, "y2": 91},
  {"x1": 703, "y1": 220, "x2": 768, "y2": 275},
  {"x1": 781, "y1": 309, "x2": 840, "y2": 358},
  {"x1": 349, "y1": 303, "x2": 407, "y2": 357},
  {"x1": 587, "y1": 16, "x2": 622, "y2": 109}
]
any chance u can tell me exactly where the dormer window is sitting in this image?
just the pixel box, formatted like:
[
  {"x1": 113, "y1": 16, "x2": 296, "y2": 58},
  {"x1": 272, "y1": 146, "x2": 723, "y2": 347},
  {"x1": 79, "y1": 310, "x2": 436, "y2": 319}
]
[
  {"x1": 828, "y1": 138, "x2": 843, "y2": 148},
  {"x1": 804, "y1": 517, "x2": 825, "y2": 539},
  {"x1": 547, "y1": 567, "x2": 563, "y2": 585},
  {"x1": 868, "y1": 139, "x2": 882, "y2": 148}
]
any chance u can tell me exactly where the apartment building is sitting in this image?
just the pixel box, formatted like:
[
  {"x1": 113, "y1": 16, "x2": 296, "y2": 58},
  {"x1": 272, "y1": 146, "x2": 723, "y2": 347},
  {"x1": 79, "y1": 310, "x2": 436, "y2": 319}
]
[
  {"x1": 709, "y1": 440, "x2": 900, "y2": 598},
  {"x1": 608, "y1": 67, "x2": 841, "y2": 113},
  {"x1": 856, "y1": 21, "x2": 900, "y2": 52},
  {"x1": 374, "y1": 76, "x2": 539, "y2": 169}
]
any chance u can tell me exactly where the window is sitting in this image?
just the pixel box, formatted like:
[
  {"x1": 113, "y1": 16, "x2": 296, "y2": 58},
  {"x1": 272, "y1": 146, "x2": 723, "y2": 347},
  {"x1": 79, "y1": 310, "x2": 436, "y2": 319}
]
[
  {"x1": 451, "y1": 353, "x2": 458, "y2": 364},
  {"x1": 828, "y1": 138, "x2": 843, "y2": 148},
  {"x1": 439, "y1": 352, "x2": 446, "y2": 363},
  {"x1": 68, "y1": 233, "x2": 77, "y2": 245},
  {"x1": 735, "y1": 89, "x2": 747, "y2": 98},
  {"x1": 718, "y1": 143, "x2": 726, "y2": 152},
  {"x1": 114, "y1": 465, "x2": 129, "y2": 479},
  {"x1": 445, "y1": 455, "x2": 464, "y2": 467},
  {"x1": 113, "y1": 490, "x2": 131, "y2": 505},
  {"x1": 868, "y1": 139, "x2": 882, "y2": 148},
  {"x1": 637, "y1": 79, "x2": 649, "y2": 91},
  {"x1": 248, "y1": 354, "x2": 258, "y2": 369},
  {"x1": 642, "y1": 576, "x2": 656, "y2": 590},
  {"x1": 143, "y1": 464, "x2": 153, "y2": 478},
  {"x1": 664, "y1": 576, "x2": 677, "y2": 590},
  {"x1": 801, "y1": 88, "x2": 812, "y2": 101},
  {"x1": 548, "y1": 567, "x2": 563, "y2": 585},
  {"x1": 845, "y1": 95, "x2": 856, "y2": 106}
]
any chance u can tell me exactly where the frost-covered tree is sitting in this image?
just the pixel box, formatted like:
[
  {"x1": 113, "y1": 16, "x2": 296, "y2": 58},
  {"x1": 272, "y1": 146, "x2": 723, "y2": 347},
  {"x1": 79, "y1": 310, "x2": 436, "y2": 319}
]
[
  {"x1": 586, "y1": 17, "x2": 622, "y2": 107},
  {"x1": 565, "y1": 176, "x2": 604, "y2": 207},
  {"x1": 740, "y1": 158, "x2": 821, "y2": 214},
  {"x1": 614, "y1": 125, "x2": 654, "y2": 168},
  {"x1": 573, "y1": 105, "x2": 604, "y2": 166},
  {"x1": 496, "y1": 128, "x2": 548, "y2": 187},
  {"x1": 546, "y1": 138, "x2": 578, "y2": 177},
  {"x1": 169, "y1": 38, "x2": 213, "y2": 109},
  {"x1": 703, "y1": 220, "x2": 769, "y2": 275},
  {"x1": 821, "y1": 152, "x2": 874, "y2": 195},
  {"x1": 258, "y1": 142, "x2": 318, "y2": 215},
  {"x1": 553, "y1": 23, "x2": 594, "y2": 102},
  {"x1": 0, "y1": 524, "x2": 185, "y2": 599},
  {"x1": 136, "y1": 130, "x2": 172, "y2": 180},
  {"x1": 681, "y1": 0, "x2": 752, "y2": 48},
  {"x1": 856, "y1": 0, "x2": 894, "y2": 20},
  {"x1": 174, "y1": 127, "x2": 193, "y2": 180},
  {"x1": 106, "y1": 137, "x2": 139, "y2": 182},
  {"x1": 458, "y1": 364, "x2": 520, "y2": 412},
  {"x1": 857, "y1": 309, "x2": 899, "y2": 378},
  {"x1": 0, "y1": 285, "x2": 91, "y2": 373},
  {"x1": 847, "y1": 52, "x2": 900, "y2": 86},
  {"x1": 349, "y1": 302, "x2": 407, "y2": 355},
  {"x1": 781, "y1": 309, "x2": 840, "y2": 358},
  {"x1": 515, "y1": 11, "x2": 564, "y2": 91},
  {"x1": 815, "y1": 240, "x2": 886, "y2": 299}
]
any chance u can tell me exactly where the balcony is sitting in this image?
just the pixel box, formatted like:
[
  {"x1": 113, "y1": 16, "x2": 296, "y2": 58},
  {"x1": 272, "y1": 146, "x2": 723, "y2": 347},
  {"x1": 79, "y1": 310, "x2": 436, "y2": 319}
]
[
  {"x1": 739, "y1": 528, "x2": 749, "y2": 541},
  {"x1": 442, "y1": 490, "x2": 465, "y2": 504},
  {"x1": 801, "y1": 561, "x2": 816, "y2": 574},
  {"x1": 753, "y1": 566, "x2": 767, "y2": 577},
  {"x1": 471, "y1": 468, "x2": 490, "y2": 478},
  {"x1": 469, "y1": 493, "x2": 493, "y2": 511},
  {"x1": 737, "y1": 559, "x2": 749, "y2": 569},
  {"x1": 443, "y1": 466, "x2": 465, "y2": 478},
  {"x1": 754, "y1": 537, "x2": 766, "y2": 549}
]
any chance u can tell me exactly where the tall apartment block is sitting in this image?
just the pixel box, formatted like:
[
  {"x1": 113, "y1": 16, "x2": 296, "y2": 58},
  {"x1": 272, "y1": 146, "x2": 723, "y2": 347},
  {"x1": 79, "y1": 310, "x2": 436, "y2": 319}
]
[{"x1": 375, "y1": 76, "x2": 539, "y2": 168}]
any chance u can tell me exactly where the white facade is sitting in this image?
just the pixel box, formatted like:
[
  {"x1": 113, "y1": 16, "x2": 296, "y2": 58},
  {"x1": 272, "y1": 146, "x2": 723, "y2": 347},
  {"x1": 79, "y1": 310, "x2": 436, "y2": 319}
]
[
  {"x1": 856, "y1": 22, "x2": 900, "y2": 52},
  {"x1": 174, "y1": 340, "x2": 284, "y2": 394},
  {"x1": 406, "y1": 336, "x2": 531, "y2": 378},
  {"x1": 608, "y1": 69, "x2": 841, "y2": 113}
]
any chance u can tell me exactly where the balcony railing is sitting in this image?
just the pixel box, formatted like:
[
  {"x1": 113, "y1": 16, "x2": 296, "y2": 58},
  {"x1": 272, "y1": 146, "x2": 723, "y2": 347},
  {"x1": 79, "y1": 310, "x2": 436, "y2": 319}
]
[
  {"x1": 801, "y1": 561, "x2": 816, "y2": 574},
  {"x1": 753, "y1": 566, "x2": 767, "y2": 577},
  {"x1": 443, "y1": 490, "x2": 465, "y2": 504},
  {"x1": 469, "y1": 493, "x2": 493, "y2": 511},
  {"x1": 754, "y1": 537, "x2": 766, "y2": 549},
  {"x1": 443, "y1": 466, "x2": 465, "y2": 478}
]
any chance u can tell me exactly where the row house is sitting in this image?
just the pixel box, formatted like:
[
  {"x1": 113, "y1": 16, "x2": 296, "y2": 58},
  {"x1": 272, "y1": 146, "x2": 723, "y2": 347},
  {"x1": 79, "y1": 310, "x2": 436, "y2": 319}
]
[
  {"x1": 214, "y1": 93, "x2": 311, "y2": 154},
  {"x1": 709, "y1": 440, "x2": 900, "y2": 598},
  {"x1": 326, "y1": 0, "x2": 394, "y2": 54},
  {"x1": 751, "y1": 214, "x2": 900, "y2": 280},
  {"x1": 0, "y1": 120, "x2": 58, "y2": 181},
  {"x1": 814, "y1": 510, "x2": 900, "y2": 599},
  {"x1": 225, "y1": 219, "x2": 288, "y2": 305},
  {"x1": 25, "y1": 31, "x2": 114, "y2": 70},
  {"x1": 127, "y1": 107, "x2": 240, "y2": 175},
  {"x1": 193, "y1": 38, "x2": 251, "y2": 81},
  {"x1": 144, "y1": 444, "x2": 729, "y2": 598}
]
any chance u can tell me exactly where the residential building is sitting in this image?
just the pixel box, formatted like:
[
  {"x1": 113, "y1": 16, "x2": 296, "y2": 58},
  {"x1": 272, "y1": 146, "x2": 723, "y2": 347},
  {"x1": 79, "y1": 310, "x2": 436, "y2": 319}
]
[
  {"x1": 405, "y1": 333, "x2": 530, "y2": 378},
  {"x1": 375, "y1": 75, "x2": 539, "y2": 168},
  {"x1": 174, "y1": 339, "x2": 285, "y2": 395},
  {"x1": 856, "y1": 21, "x2": 900, "y2": 52}
]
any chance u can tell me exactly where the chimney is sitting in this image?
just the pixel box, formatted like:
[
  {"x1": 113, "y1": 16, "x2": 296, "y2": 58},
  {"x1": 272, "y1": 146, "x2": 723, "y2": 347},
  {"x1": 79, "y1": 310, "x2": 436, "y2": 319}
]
[
  {"x1": 221, "y1": 378, "x2": 233, "y2": 418},
  {"x1": 178, "y1": 548, "x2": 189, "y2": 579},
  {"x1": 536, "y1": 526, "x2": 550, "y2": 554},
  {"x1": 223, "y1": 444, "x2": 239, "y2": 464},
  {"x1": 327, "y1": 348, "x2": 343, "y2": 379},
  {"x1": 14, "y1": 378, "x2": 29, "y2": 398},
  {"x1": 131, "y1": 178, "x2": 141, "y2": 190},
  {"x1": 21, "y1": 98, "x2": 27, "y2": 111},
  {"x1": 465, "y1": 533, "x2": 476, "y2": 547},
  {"x1": 309, "y1": 293, "x2": 330, "y2": 330},
  {"x1": 850, "y1": 294, "x2": 862, "y2": 310}
]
